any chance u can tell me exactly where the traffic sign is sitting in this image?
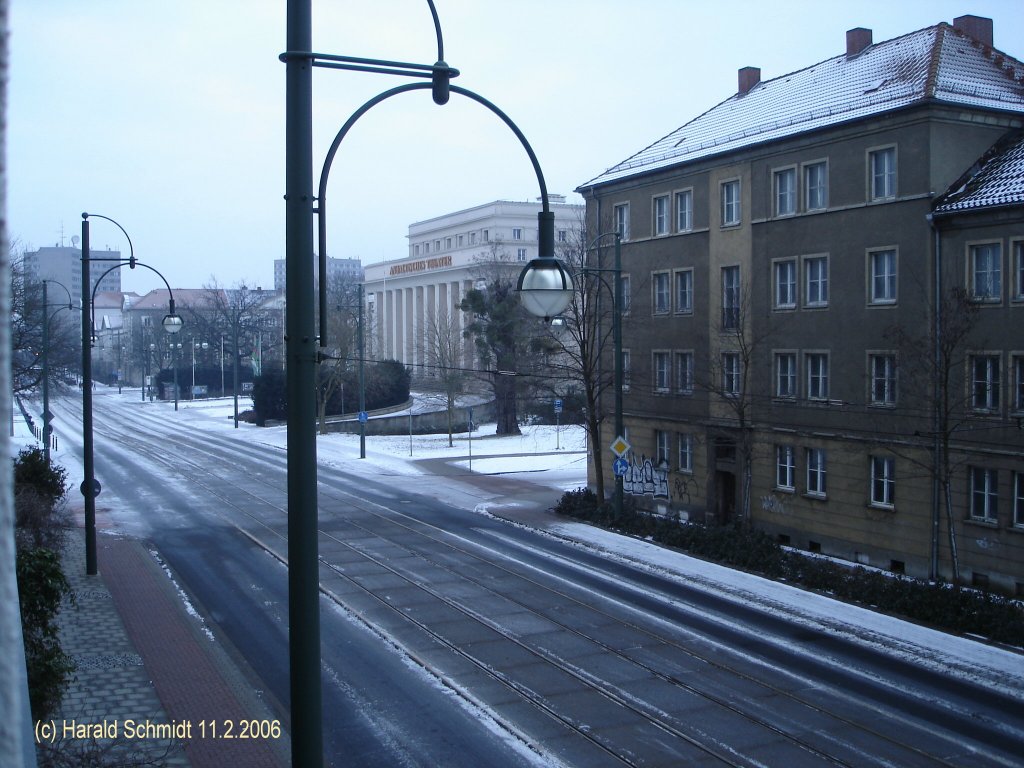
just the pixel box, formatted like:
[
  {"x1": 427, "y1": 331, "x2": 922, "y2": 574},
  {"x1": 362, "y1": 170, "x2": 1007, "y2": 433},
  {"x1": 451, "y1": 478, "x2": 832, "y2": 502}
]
[
  {"x1": 613, "y1": 457, "x2": 629, "y2": 477},
  {"x1": 79, "y1": 479, "x2": 101, "y2": 499},
  {"x1": 554, "y1": 398, "x2": 563, "y2": 414},
  {"x1": 42, "y1": 409, "x2": 54, "y2": 422},
  {"x1": 610, "y1": 436, "x2": 631, "y2": 457},
  {"x1": 358, "y1": 411, "x2": 369, "y2": 424}
]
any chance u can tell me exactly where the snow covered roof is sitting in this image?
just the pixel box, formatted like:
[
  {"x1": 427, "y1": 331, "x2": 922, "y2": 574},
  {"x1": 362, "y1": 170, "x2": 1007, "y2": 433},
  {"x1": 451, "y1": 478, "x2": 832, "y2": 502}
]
[
  {"x1": 579, "y1": 21, "x2": 1024, "y2": 190},
  {"x1": 933, "y1": 130, "x2": 1024, "y2": 214}
]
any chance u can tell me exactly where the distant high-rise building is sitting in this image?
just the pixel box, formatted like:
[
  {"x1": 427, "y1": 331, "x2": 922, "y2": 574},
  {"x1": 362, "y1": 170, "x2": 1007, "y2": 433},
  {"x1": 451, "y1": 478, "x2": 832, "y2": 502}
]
[
  {"x1": 22, "y1": 245, "x2": 122, "y2": 298},
  {"x1": 273, "y1": 256, "x2": 364, "y2": 292}
]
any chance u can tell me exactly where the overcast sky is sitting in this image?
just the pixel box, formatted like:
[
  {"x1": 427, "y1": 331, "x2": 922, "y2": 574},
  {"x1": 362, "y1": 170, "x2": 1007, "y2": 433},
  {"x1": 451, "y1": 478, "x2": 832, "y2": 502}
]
[{"x1": 9, "y1": 0, "x2": 1024, "y2": 294}]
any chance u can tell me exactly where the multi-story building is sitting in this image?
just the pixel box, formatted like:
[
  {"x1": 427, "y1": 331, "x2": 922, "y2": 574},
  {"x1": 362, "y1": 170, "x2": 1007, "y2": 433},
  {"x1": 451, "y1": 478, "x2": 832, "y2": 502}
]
[
  {"x1": 274, "y1": 256, "x2": 363, "y2": 293},
  {"x1": 363, "y1": 197, "x2": 583, "y2": 377},
  {"x1": 23, "y1": 244, "x2": 122, "y2": 301},
  {"x1": 576, "y1": 15, "x2": 1024, "y2": 593}
]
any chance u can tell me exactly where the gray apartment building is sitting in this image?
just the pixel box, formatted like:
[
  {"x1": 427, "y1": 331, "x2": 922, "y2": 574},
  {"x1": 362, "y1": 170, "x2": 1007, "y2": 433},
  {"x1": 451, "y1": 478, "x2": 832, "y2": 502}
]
[{"x1": 577, "y1": 15, "x2": 1024, "y2": 593}]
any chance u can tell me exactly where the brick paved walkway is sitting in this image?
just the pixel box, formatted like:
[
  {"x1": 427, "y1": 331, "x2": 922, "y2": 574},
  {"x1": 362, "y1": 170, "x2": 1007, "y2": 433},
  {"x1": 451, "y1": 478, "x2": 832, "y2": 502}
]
[{"x1": 52, "y1": 527, "x2": 289, "y2": 767}]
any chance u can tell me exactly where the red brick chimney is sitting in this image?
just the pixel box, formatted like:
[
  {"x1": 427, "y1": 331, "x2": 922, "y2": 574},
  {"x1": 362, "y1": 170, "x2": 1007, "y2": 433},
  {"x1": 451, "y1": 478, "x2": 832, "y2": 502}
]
[
  {"x1": 846, "y1": 27, "x2": 872, "y2": 56},
  {"x1": 953, "y1": 15, "x2": 993, "y2": 47},
  {"x1": 738, "y1": 66, "x2": 761, "y2": 95}
]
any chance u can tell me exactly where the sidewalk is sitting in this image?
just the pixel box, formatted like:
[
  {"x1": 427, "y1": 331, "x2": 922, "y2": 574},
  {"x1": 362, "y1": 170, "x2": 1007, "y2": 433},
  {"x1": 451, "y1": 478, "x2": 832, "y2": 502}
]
[{"x1": 50, "y1": 527, "x2": 289, "y2": 768}]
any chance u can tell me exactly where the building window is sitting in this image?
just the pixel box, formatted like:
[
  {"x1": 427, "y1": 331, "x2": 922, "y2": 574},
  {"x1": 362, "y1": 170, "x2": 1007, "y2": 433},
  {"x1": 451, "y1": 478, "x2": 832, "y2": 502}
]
[
  {"x1": 721, "y1": 179, "x2": 741, "y2": 226},
  {"x1": 414, "y1": 244, "x2": 421, "y2": 256},
  {"x1": 512, "y1": 228, "x2": 522, "y2": 241},
  {"x1": 557, "y1": 229, "x2": 567, "y2": 243},
  {"x1": 676, "y1": 351, "x2": 694, "y2": 394},
  {"x1": 776, "y1": 446, "x2": 795, "y2": 490},
  {"x1": 424, "y1": 242, "x2": 430, "y2": 254},
  {"x1": 806, "y1": 352, "x2": 829, "y2": 401},
  {"x1": 654, "y1": 352, "x2": 670, "y2": 392},
  {"x1": 869, "y1": 249, "x2": 897, "y2": 304},
  {"x1": 971, "y1": 354, "x2": 1001, "y2": 412},
  {"x1": 870, "y1": 456, "x2": 895, "y2": 508},
  {"x1": 470, "y1": 232, "x2": 477, "y2": 244},
  {"x1": 773, "y1": 259, "x2": 796, "y2": 309},
  {"x1": 434, "y1": 240, "x2": 441, "y2": 251},
  {"x1": 620, "y1": 273, "x2": 631, "y2": 314},
  {"x1": 653, "y1": 195, "x2": 669, "y2": 236},
  {"x1": 674, "y1": 269, "x2": 693, "y2": 314},
  {"x1": 970, "y1": 243, "x2": 1002, "y2": 301},
  {"x1": 804, "y1": 161, "x2": 827, "y2": 210},
  {"x1": 655, "y1": 430, "x2": 670, "y2": 466},
  {"x1": 457, "y1": 234, "x2": 464, "y2": 247},
  {"x1": 678, "y1": 433, "x2": 693, "y2": 473},
  {"x1": 622, "y1": 349, "x2": 631, "y2": 390},
  {"x1": 653, "y1": 272, "x2": 670, "y2": 314},
  {"x1": 445, "y1": 237, "x2": 452, "y2": 249},
  {"x1": 804, "y1": 255, "x2": 829, "y2": 307},
  {"x1": 1014, "y1": 472, "x2": 1024, "y2": 528},
  {"x1": 1014, "y1": 241, "x2": 1024, "y2": 300},
  {"x1": 970, "y1": 467, "x2": 998, "y2": 522},
  {"x1": 614, "y1": 203, "x2": 630, "y2": 240},
  {"x1": 806, "y1": 448, "x2": 827, "y2": 497},
  {"x1": 516, "y1": 248, "x2": 528, "y2": 262},
  {"x1": 774, "y1": 167, "x2": 796, "y2": 216},
  {"x1": 1014, "y1": 356, "x2": 1024, "y2": 412},
  {"x1": 775, "y1": 352, "x2": 796, "y2": 399},
  {"x1": 722, "y1": 353, "x2": 741, "y2": 396},
  {"x1": 675, "y1": 189, "x2": 693, "y2": 232},
  {"x1": 869, "y1": 146, "x2": 896, "y2": 200},
  {"x1": 870, "y1": 354, "x2": 897, "y2": 406},
  {"x1": 482, "y1": 230, "x2": 490, "y2": 242},
  {"x1": 722, "y1": 265, "x2": 740, "y2": 329}
]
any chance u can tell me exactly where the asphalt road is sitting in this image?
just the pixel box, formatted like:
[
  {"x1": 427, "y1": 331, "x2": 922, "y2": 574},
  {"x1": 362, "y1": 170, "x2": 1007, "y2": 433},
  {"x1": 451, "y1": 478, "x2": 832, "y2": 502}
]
[{"x1": 57, "y1": 391, "x2": 1024, "y2": 767}]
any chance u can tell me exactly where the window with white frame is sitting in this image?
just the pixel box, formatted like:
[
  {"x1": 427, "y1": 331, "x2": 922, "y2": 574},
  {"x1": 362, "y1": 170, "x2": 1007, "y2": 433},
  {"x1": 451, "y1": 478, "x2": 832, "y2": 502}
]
[
  {"x1": 445, "y1": 237, "x2": 452, "y2": 249},
  {"x1": 721, "y1": 179, "x2": 741, "y2": 226},
  {"x1": 806, "y1": 352, "x2": 829, "y2": 400},
  {"x1": 512, "y1": 228, "x2": 522, "y2": 241},
  {"x1": 805, "y1": 255, "x2": 829, "y2": 307},
  {"x1": 970, "y1": 243, "x2": 1002, "y2": 301},
  {"x1": 678, "y1": 433, "x2": 693, "y2": 473},
  {"x1": 483, "y1": 229, "x2": 490, "y2": 242},
  {"x1": 470, "y1": 232, "x2": 477, "y2": 244},
  {"x1": 675, "y1": 189, "x2": 693, "y2": 232},
  {"x1": 1014, "y1": 356, "x2": 1024, "y2": 412},
  {"x1": 971, "y1": 354, "x2": 1001, "y2": 412},
  {"x1": 424, "y1": 242, "x2": 430, "y2": 254},
  {"x1": 775, "y1": 352, "x2": 796, "y2": 399},
  {"x1": 654, "y1": 351, "x2": 671, "y2": 392},
  {"x1": 653, "y1": 272, "x2": 670, "y2": 314},
  {"x1": 614, "y1": 203, "x2": 630, "y2": 240},
  {"x1": 774, "y1": 259, "x2": 796, "y2": 309},
  {"x1": 870, "y1": 353, "x2": 897, "y2": 406},
  {"x1": 806, "y1": 448, "x2": 827, "y2": 496},
  {"x1": 622, "y1": 348, "x2": 631, "y2": 390},
  {"x1": 675, "y1": 351, "x2": 694, "y2": 394},
  {"x1": 434, "y1": 240, "x2": 441, "y2": 251},
  {"x1": 722, "y1": 352, "x2": 741, "y2": 396},
  {"x1": 870, "y1": 456, "x2": 895, "y2": 508},
  {"x1": 516, "y1": 248, "x2": 528, "y2": 262},
  {"x1": 653, "y1": 195, "x2": 669, "y2": 236},
  {"x1": 774, "y1": 167, "x2": 796, "y2": 216},
  {"x1": 457, "y1": 234, "x2": 464, "y2": 247},
  {"x1": 1015, "y1": 241, "x2": 1024, "y2": 300},
  {"x1": 722, "y1": 265, "x2": 740, "y2": 329},
  {"x1": 655, "y1": 429, "x2": 670, "y2": 467},
  {"x1": 776, "y1": 445, "x2": 795, "y2": 490},
  {"x1": 675, "y1": 269, "x2": 693, "y2": 314},
  {"x1": 557, "y1": 229, "x2": 567, "y2": 243},
  {"x1": 804, "y1": 161, "x2": 828, "y2": 210},
  {"x1": 869, "y1": 249, "x2": 897, "y2": 304},
  {"x1": 869, "y1": 146, "x2": 896, "y2": 200},
  {"x1": 1014, "y1": 472, "x2": 1024, "y2": 528},
  {"x1": 414, "y1": 244, "x2": 421, "y2": 256},
  {"x1": 970, "y1": 467, "x2": 998, "y2": 522},
  {"x1": 620, "y1": 273, "x2": 631, "y2": 314}
]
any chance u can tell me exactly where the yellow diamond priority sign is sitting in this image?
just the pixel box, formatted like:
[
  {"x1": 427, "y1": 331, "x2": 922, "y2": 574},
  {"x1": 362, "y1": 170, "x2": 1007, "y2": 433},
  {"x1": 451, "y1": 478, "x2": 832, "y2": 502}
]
[{"x1": 610, "y1": 436, "x2": 631, "y2": 458}]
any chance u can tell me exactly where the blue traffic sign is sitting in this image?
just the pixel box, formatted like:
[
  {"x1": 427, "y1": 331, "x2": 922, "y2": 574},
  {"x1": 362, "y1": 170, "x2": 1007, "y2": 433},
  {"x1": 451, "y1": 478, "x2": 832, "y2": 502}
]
[
  {"x1": 554, "y1": 398, "x2": 563, "y2": 414},
  {"x1": 358, "y1": 411, "x2": 368, "y2": 424},
  {"x1": 613, "y1": 457, "x2": 629, "y2": 477}
]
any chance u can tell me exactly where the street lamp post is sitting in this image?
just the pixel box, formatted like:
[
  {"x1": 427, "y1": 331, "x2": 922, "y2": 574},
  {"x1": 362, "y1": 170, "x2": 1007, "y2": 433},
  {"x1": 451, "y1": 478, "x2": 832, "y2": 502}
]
[
  {"x1": 192, "y1": 339, "x2": 208, "y2": 399},
  {"x1": 284, "y1": 1, "x2": 558, "y2": 763},
  {"x1": 41, "y1": 280, "x2": 75, "y2": 464},
  {"x1": 169, "y1": 342, "x2": 182, "y2": 410},
  {"x1": 81, "y1": 212, "x2": 183, "y2": 575}
]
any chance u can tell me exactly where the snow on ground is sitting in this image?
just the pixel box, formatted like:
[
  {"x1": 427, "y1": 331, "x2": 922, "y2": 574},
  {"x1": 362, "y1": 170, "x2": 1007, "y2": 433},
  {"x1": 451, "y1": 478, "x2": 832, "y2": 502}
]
[{"x1": 15, "y1": 386, "x2": 1024, "y2": 699}]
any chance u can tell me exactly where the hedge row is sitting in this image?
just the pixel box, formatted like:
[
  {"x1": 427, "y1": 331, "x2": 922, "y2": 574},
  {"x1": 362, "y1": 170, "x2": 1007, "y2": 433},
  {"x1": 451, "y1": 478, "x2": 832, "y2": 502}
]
[{"x1": 553, "y1": 488, "x2": 1023, "y2": 647}]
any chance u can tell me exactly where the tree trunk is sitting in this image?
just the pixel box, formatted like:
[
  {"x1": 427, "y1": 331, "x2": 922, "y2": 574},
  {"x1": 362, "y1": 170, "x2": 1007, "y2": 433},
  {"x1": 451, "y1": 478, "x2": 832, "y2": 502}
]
[{"x1": 493, "y1": 374, "x2": 521, "y2": 436}]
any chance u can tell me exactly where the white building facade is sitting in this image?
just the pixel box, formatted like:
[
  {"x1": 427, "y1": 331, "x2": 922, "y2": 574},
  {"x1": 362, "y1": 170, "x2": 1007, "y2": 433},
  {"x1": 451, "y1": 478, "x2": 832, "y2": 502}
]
[{"x1": 363, "y1": 198, "x2": 583, "y2": 377}]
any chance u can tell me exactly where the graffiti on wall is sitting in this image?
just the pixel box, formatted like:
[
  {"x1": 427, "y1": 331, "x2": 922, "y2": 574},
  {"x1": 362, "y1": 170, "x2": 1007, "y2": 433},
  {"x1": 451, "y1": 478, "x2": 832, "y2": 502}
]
[{"x1": 622, "y1": 454, "x2": 670, "y2": 499}]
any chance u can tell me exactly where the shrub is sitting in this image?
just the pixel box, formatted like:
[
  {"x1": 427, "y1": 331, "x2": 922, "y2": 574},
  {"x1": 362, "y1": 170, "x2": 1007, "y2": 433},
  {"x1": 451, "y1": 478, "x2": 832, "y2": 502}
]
[{"x1": 13, "y1": 447, "x2": 70, "y2": 551}]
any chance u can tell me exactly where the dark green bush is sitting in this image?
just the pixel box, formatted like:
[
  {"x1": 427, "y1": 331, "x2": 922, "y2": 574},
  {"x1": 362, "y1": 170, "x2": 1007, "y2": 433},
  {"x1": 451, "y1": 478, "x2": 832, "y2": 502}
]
[
  {"x1": 553, "y1": 489, "x2": 1024, "y2": 647},
  {"x1": 251, "y1": 368, "x2": 287, "y2": 425}
]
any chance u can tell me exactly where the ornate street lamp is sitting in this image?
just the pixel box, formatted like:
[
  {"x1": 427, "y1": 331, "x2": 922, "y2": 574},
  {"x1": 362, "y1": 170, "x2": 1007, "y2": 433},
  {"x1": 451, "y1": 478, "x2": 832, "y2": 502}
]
[{"x1": 81, "y1": 212, "x2": 182, "y2": 576}]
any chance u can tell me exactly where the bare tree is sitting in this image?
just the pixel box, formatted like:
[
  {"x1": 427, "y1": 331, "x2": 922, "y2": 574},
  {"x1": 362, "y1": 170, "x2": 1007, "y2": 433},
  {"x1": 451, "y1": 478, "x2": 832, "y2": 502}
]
[
  {"x1": 419, "y1": 309, "x2": 466, "y2": 446},
  {"x1": 316, "y1": 274, "x2": 361, "y2": 434}
]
